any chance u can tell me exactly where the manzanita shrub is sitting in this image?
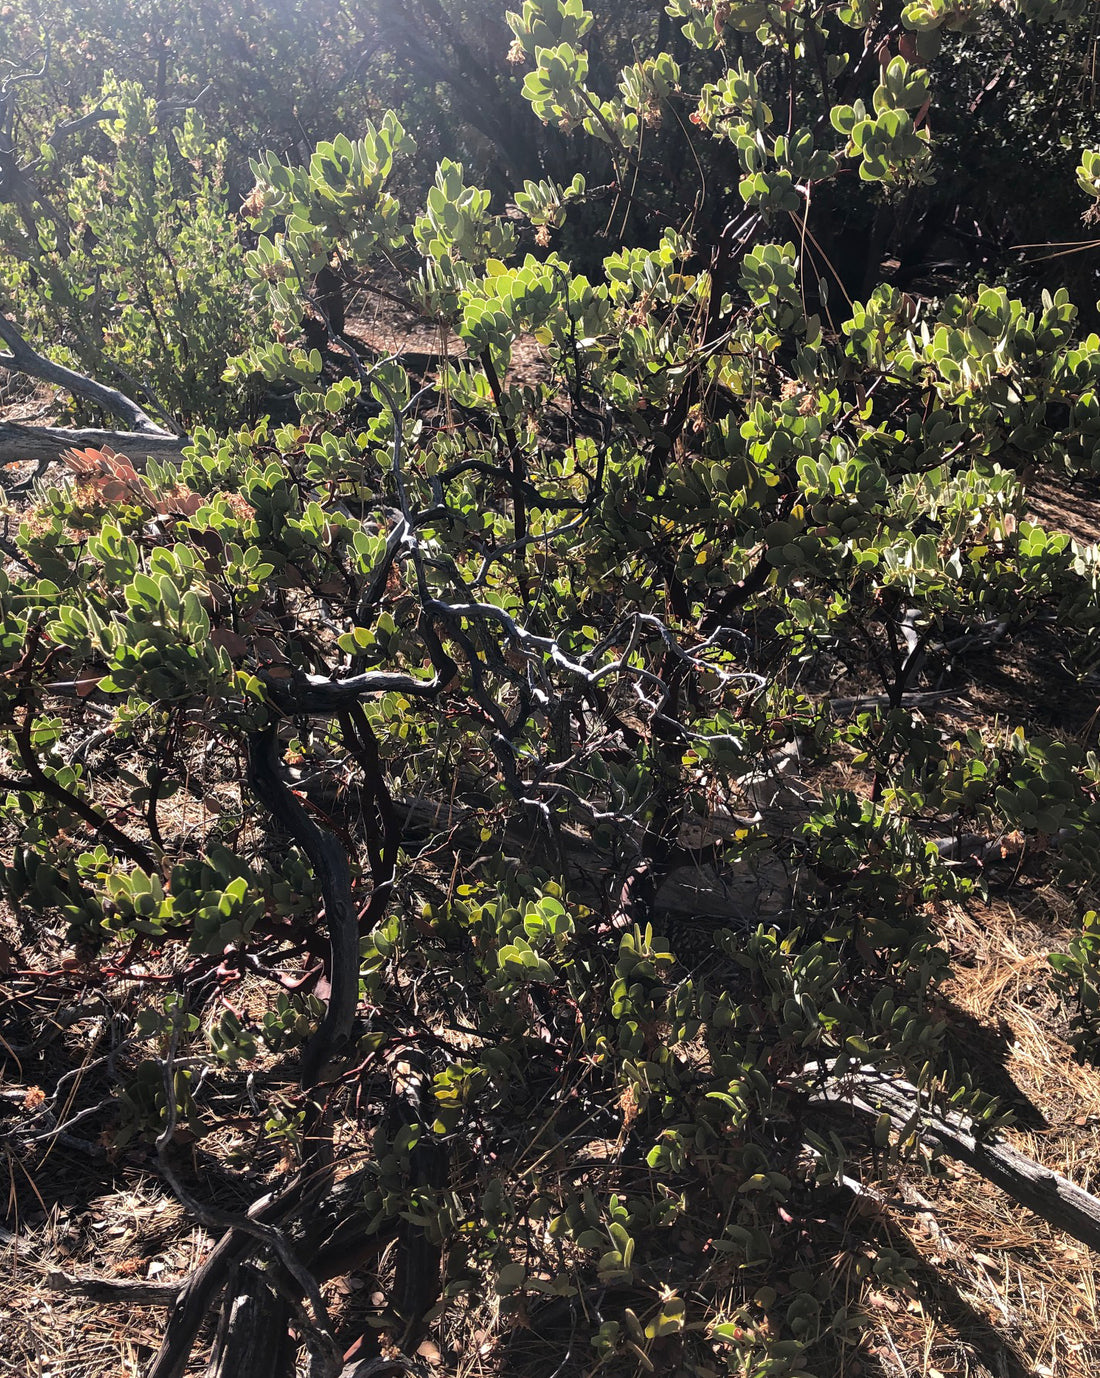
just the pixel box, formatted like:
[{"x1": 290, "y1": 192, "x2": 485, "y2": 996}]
[
  {"x1": 4, "y1": 0, "x2": 1100, "y2": 1373},
  {"x1": 0, "y1": 74, "x2": 268, "y2": 428}
]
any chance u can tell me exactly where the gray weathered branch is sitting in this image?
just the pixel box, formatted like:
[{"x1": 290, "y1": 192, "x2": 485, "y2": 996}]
[
  {"x1": 0, "y1": 420, "x2": 189, "y2": 465},
  {"x1": 808, "y1": 1061, "x2": 1100, "y2": 1254},
  {"x1": 0, "y1": 308, "x2": 186, "y2": 461},
  {"x1": 15, "y1": 104, "x2": 118, "y2": 180}
]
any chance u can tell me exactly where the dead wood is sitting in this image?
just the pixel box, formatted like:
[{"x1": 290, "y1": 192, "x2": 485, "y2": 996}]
[
  {"x1": 0, "y1": 419, "x2": 189, "y2": 465},
  {"x1": 0, "y1": 307, "x2": 187, "y2": 464},
  {"x1": 248, "y1": 724, "x2": 361, "y2": 1088},
  {"x1": 143, "y1": 1168, "x2": 331, "y2": 1378},
  {"x1": 145, "y1": 1225, "x2": 272, "y2": 1378},
  {"x1": 143, "y1": 1160, "x2": 401, "y2": 1376},
  {"x1": 204, "y1": 1262, "x2": 294, "y2": 1378},
  {"x1": 338, "y1": 1361, "x2": 430, "y2": 1378},
  {"x1": 808, "y1": 1061, "x2": 1100, "y2": 1255},
  {"x1": 44, "y1": 1268, "x2": 180, "y2": 1305}
]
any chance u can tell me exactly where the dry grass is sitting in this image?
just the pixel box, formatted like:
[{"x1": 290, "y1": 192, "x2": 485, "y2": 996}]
[
  {"x1": 6, "y1": 865, "x2": 1100, "y2": 1377},
  {"x1": 838, "y1": 895, "x2": 1100, "y2": 1378},
  {"x1": 0, "y1": 1183, "x2": 206, "y2": 1378}
]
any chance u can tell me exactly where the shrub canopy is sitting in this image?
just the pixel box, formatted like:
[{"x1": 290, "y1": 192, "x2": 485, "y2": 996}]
[{"x1": 3, "y1": 2, "x2": 1100, "y2": 1374}]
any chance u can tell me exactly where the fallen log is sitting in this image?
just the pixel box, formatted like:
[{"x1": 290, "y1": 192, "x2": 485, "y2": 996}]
[
  {"x1": 44, "y1": 1268, "x2": 180, "y2": 1305},
  {"x1": 0, "y1": 420, "x2": 189, "y2": 466},
  {"x1": 0, "y1": 307, "x2": 187, "y2": 465},
  {"x1": 806, "y1": 1061, "x2": 1100, "y2": 1254}
]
